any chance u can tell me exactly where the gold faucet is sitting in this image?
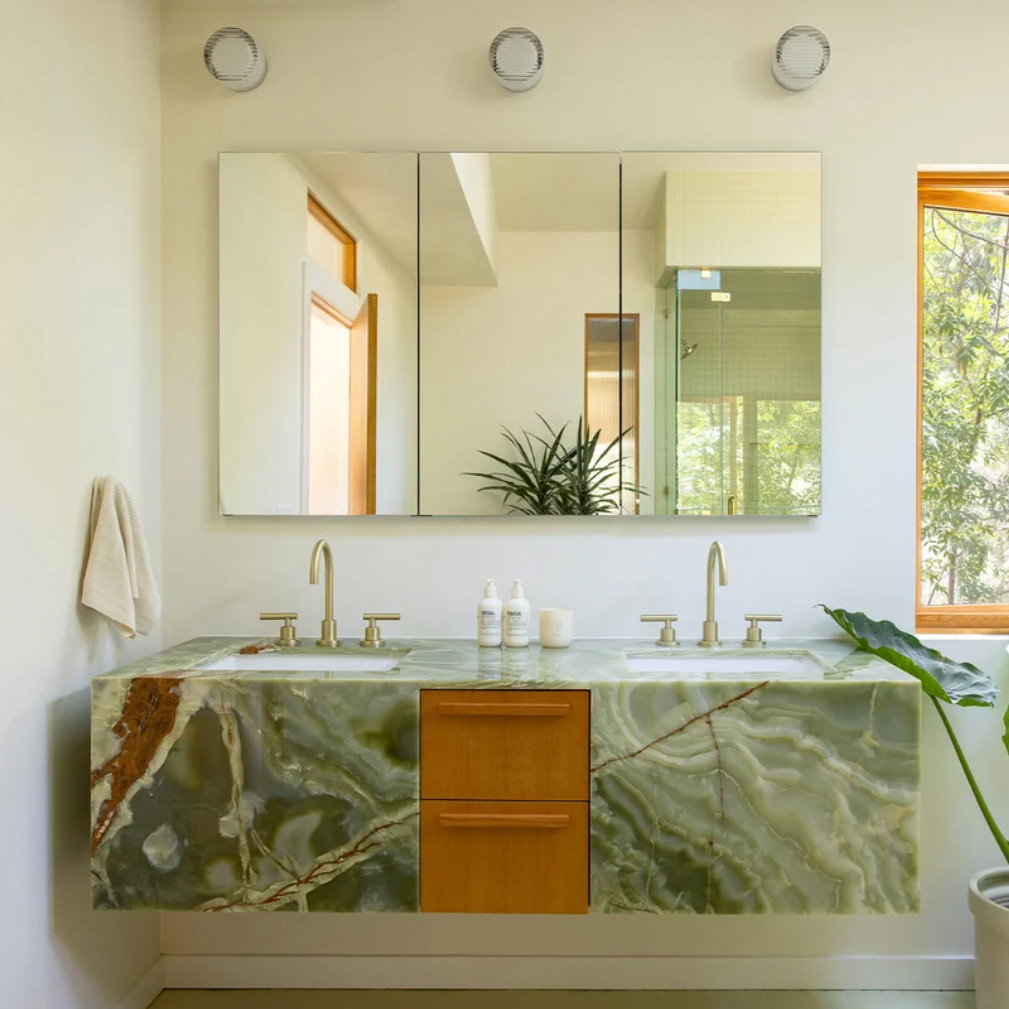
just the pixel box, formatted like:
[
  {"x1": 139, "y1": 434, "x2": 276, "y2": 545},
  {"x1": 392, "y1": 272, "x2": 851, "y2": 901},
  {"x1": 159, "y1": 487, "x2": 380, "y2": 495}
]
[
  {"x1": 699, "y1": 540, "x2": 728, "y2": 647},
  {"x1": 309, "y1": 539, "x2": 339, "y2": 647}
]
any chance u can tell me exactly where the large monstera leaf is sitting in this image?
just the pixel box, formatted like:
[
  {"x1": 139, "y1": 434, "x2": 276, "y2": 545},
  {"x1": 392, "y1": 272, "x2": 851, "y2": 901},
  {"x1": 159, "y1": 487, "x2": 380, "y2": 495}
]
[{"x1": 820, "y1": 605, "x2": 999, "y2": 708}]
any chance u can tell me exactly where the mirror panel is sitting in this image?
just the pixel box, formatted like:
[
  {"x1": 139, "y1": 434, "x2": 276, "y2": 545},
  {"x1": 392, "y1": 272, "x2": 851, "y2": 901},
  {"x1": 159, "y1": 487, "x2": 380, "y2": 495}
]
[
  {"x1": 622, "y1": 152, "x2": 821, "y2": 516},
  {"x1": 219, "y1": 152, "x2": 418, "y2": 515},
  {"x1": 218, "y1": 151, "x2": 820, "y2": 518},
  {"x1": 418, "y1": 152, "x2": 622, "y2": 516}
]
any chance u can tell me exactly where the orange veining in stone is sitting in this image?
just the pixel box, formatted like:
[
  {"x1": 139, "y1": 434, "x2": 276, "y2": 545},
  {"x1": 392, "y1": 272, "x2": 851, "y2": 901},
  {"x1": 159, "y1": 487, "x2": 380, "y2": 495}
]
[{"x1": 91, "y1": 676, "x2": 183, "y2": 855}]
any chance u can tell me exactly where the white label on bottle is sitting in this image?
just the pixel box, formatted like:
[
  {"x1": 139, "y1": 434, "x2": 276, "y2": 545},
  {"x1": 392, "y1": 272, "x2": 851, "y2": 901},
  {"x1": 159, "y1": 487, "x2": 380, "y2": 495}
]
[
  {"x1": 480, "y1": 611, "x2": 502, "y2": 632},
  {"x1": 505, "y1": 611, "x2": 527, "y2": 632}
]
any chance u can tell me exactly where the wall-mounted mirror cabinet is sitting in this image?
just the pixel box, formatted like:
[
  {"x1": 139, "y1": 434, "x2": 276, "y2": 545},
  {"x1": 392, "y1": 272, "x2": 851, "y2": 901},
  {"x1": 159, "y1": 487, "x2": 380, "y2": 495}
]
[{"x1": 219, "y1": 151, "x2": 820, "y2": 517}]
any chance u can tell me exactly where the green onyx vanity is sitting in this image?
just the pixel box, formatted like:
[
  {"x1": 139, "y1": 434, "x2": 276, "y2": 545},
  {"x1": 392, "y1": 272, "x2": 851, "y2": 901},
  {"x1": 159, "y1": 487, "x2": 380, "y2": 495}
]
[{"x1": 90, "y1": 637, "x2": 920, "y2": 915}]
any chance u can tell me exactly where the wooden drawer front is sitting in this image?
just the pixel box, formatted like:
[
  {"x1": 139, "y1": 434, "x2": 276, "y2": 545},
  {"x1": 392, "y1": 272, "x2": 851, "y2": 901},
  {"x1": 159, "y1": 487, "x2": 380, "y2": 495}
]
[
  {"x1": 420, "y1": 800, "x2": 588, "y2": 914},
  {"x1": 420, "y1": 689, "x2": 589, "y2": 801}
]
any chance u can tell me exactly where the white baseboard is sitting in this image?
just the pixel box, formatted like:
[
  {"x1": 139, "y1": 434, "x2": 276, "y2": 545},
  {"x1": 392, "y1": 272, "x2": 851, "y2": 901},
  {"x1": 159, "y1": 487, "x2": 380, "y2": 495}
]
[
  {"x1": 163, "y1": 954, "x2": 974, "y2": 991},
  {"x1": 117, "y1": 958, "x2": 165, "y2": 1009}
]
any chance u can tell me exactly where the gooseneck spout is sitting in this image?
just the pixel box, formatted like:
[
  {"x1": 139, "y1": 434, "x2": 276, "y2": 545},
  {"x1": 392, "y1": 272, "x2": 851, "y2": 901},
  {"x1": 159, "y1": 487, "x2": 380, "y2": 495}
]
[
  {"x1": 700, "y1": 540, "x2": 728, "y2": 647},
  {"x1": 309, "y1": 539, "x2": 338, "y2": 647}
]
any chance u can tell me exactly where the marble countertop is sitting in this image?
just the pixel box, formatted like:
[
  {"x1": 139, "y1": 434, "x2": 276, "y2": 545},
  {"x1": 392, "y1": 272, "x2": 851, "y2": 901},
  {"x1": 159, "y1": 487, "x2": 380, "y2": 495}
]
[{"x1": 92, "y1": 634, "x2": 912, "y2": 685}]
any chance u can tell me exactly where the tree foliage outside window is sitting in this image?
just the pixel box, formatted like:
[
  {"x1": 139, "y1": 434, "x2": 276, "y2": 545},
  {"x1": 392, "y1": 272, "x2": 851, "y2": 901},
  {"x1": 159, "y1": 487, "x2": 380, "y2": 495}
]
[{"x1": 921, "y1": 200, "x2": 1009, "y2": 607}]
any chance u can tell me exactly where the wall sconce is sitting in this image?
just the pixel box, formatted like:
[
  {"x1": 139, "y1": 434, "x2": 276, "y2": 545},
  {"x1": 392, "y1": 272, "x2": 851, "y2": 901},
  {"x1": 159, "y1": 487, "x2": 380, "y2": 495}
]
[
  {"x1": 489, "y1": 27, "x2": 544, "y2": 92},
  {"x1": 204, "y1": 27, "x2": 268, "y2": 92},
  {"x1": 772, "y1": 25, "x2": 830, "y2": 91}
]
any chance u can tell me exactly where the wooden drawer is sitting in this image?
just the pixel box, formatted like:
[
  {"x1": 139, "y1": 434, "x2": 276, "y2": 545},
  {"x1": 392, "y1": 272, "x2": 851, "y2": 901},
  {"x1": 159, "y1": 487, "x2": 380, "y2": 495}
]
[
  {"x1": 420, "y1": 800, "x2": 588, "y2": 914},
  {"x1": 420, "y1": 689, "x2": 589, "y2": 801}
]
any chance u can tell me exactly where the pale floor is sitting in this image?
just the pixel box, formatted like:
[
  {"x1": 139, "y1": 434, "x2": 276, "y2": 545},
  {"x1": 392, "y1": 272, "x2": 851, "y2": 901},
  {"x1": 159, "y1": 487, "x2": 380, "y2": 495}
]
[{"x1": 150, "y1": 991, "x2": 974, "y2": 1009}]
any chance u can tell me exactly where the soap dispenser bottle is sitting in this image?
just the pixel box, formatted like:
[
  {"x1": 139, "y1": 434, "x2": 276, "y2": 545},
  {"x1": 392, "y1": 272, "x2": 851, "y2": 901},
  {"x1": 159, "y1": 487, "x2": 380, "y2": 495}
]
[
  {"x1": 477, "y1": 579, "x2": 503, "y2": 647},
  {"x1": 503, "y1": 579, "x2": 531, "y2": 648}
]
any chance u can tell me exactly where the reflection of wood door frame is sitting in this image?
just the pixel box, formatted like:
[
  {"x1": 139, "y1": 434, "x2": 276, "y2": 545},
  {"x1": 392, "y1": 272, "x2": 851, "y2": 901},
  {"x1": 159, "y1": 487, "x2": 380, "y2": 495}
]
[
  {"x1": 303, "y1": 291, "x2": 377, "y2": 516},
  {"x1": 308, "y1": 193, "x2": 358, "y2": 292},
  {"x1": 349, "y1": 293, "x2": 378, "y2": 515},
  {"x1": 583, "y1": 313, "x2": 639, "y2": 513},
  {"x1": 304, "y1": 294, "x2": 353, "y2": 515}
]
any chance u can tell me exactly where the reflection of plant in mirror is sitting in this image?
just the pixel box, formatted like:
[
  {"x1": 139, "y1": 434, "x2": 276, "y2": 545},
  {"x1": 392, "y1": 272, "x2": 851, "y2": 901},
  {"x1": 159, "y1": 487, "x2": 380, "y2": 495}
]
[{"x1": 465, "y1": 415, "x2": 645, "y2": 515}]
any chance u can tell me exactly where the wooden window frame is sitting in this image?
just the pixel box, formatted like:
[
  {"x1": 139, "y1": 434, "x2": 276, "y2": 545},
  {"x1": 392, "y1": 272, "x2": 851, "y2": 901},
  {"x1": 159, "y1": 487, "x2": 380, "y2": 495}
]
[
  {"x1": 917, "y1": 172, "x2": 1009, "y2": 633},
  {"x1": 308, "y1": 193, "x2": 358, "y2": 293}
]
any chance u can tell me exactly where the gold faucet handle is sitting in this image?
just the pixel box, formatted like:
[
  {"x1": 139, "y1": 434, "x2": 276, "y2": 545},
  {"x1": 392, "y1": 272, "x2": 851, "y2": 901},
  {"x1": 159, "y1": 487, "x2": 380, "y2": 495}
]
[
  {"x1": 361, "y1": 613, "x2": 401, "y2": 648},
  {"x1": 641, "y1": 614, "x2": 680, "y2": 647},
  {"x1": 260, "y1": 612, "x2": 299, "y2": 647},
  {"x1": 741, "y1": 613, "x2": 782, "y2": 647}
]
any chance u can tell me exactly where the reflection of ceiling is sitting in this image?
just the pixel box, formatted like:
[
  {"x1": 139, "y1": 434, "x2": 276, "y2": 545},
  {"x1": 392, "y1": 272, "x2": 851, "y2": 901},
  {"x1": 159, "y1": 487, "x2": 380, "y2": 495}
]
[
  {"x1": 489, "y1": 153, "x2": 620, "y2": 232},
  {"x1": 296, "y1": 152, "x2": 417, "y2": 276},
  {"x1": 294, "y1": 151, "x2": 822, "y2": 284},
  {"x1": 477, "y1": 152, "x2": 820, "y2": 233},
  {"x1": 420, "y1": 154, "x2": 497, "y2": 286}
]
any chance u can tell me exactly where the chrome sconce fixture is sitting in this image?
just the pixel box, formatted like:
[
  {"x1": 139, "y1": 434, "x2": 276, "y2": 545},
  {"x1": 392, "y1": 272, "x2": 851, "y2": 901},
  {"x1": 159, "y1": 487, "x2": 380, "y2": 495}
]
[
  {"x1": 204, "y1": 27, "x2": 268, "y2": 92},
  {"x1": 772, "y1": 25, "x2": 830, "y2": 91},
  {"x1": 489, "y1": 27, "x2": 544, "y2": 92}
]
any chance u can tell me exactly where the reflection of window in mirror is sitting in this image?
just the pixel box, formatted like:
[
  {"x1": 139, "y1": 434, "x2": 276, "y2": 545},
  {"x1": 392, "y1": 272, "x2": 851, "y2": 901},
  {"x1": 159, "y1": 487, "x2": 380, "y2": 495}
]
[
  {"x1": 584, "y1": 314, "x2": 639, "y2": 514},
  {"x1": 305, "y1": 293, "x2": 377, "y2": 516},
  {"x1": 308, "y1": 194, "x2": 358, "y2": 292}
]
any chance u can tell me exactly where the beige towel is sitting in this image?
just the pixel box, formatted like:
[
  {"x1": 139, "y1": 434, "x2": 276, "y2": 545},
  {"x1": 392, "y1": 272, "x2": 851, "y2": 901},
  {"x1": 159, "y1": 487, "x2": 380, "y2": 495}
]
[{"x1": 81, "y1": 477, "x2": 161, "y2": 638}]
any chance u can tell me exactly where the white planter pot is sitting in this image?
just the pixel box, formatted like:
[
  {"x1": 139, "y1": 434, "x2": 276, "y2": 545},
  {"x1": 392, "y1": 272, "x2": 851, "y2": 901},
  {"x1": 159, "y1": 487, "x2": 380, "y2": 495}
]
[{"x1": 969, "y1": 866, "x2": 1009, "y2": 1009}]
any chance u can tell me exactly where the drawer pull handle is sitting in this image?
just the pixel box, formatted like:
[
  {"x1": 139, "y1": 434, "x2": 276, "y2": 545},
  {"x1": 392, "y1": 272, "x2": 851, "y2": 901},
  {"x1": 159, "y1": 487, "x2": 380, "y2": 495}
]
[
  {"x1": 437, "y1": 702, "x2": 570, "y2": 717},
  {"x1": 438, "y1": 813, "x2": 570, "y2": 829}
]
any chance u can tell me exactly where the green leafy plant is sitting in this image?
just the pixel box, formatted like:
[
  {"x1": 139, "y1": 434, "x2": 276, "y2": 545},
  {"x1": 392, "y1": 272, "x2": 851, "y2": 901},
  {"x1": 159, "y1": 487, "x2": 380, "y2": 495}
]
[
  {"x1": 820, "y1": 605, "x2": 1009, "y2": 864},
  {"x1": 465, "y1": 414, "x2": 645, "y2": 515}
]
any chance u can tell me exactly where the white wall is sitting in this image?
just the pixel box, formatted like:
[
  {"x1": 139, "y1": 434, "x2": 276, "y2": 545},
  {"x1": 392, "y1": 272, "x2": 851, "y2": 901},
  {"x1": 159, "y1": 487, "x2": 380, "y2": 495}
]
[
  {"x1": 420, "y1": 229, "x2": 655, "y2": 516},
  {"x1": 159, "y1": 0, "x2": 1009, "y2": 985},
  {"x1": 219, "y1": 153, "x2": 307, "y2": 514},
  {"x1": 0, "y1": 0, "x2": 163, "y2": 1005},
  {"x1": 625, "y1": 230, "x2": 658, "y2": 513},
  {"x1": 421, "y1": 231, "x2": 617, "y2": 514},
  {"x1": 220, "y1": 153, "x2": 417, "y2": 515}
]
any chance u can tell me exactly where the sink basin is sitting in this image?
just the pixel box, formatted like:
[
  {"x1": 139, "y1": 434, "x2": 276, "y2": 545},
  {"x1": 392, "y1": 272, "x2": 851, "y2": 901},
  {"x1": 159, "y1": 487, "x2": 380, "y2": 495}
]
[
  {"x1": 625, "y1": 650, "x2": 830, "y2": 679},
  {"x1": 201, "y1": 651, "x2": 404, "y2": 673}
]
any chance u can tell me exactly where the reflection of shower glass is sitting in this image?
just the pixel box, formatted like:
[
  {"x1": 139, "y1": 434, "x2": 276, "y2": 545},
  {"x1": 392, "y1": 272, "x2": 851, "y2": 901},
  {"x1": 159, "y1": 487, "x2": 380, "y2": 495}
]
[{"x1": 674, "y1": 268, "x2": 821, "y2": 517}]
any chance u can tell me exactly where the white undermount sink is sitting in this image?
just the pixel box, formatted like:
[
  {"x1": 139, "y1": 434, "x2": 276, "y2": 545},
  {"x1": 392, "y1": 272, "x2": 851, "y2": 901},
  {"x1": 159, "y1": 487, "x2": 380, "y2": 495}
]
[
  {"x1": 624, "y1": 651, "x2": 829, "y2": 678},
  {"x1": 201, "y1": 651, "x2": 404, "y2": 673}
]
